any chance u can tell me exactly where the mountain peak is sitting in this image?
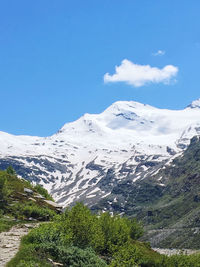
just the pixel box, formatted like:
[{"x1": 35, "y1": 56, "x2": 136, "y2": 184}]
[
  {"x1": 103, "y1": 100, "x2": 155, "y2": 115},
  {"x1": 186, "y1": 98, "x2": 200, "y2": 109}
]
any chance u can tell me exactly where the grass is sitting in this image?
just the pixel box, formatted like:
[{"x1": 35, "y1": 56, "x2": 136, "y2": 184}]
[
  {"x1": 0, "y1": 217, "x2": 16, "y2": 233},
  {"x1": 7, "y1": 244, "x2": 52, "y2": 267}
]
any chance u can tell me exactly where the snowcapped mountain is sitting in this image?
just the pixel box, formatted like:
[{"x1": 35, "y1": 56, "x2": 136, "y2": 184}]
[{"x1": 1, "y1": 99, "x2": 200, "y2": 207}]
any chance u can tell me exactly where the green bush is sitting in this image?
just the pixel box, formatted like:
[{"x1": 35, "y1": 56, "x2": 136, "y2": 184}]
[
  {"x1": 34, "y1": 184, "x2": 53, "y2": 201},
  {"x1": 0, "y1": 169, "x2": 31, "y2": 201},
  {"x1": 0, "y1": 217, "x2": 16, "y2": 233},
  {"x1": 54, "y1": 246, "x2": 107, "y2": 267},
  {"x1": 6, "y1": 166, "x2": 16, "y2": 175},
  {"x1": 7, "y1": 244, "x2": 51, "y2": 267},
  {"x1": 12, "y1": 202, "x2": 56, "y2": 220},
  {"x1": 109, "y1": 243, "x2": 138, "y2": 267},
  {"x1": 110, "y1": 241, "x2": 167, "y2": 267},
  {"x1": 97, "y1": 212, "x2": 143, "y2": 255},
  {"x1": 167, "y1": 253, "x2": 200, "y2": 267},
  {"x1": 55, "y1": 203, "x2": 144, "y2": 255},
  {"x1": 0, "y1": 172, "x2": 10, "y2": 207},
  {"x1": 8, "y1": 203, "x2": 171, "y2": 267},
  {"x1": 60, "y1": 203, "x2": 104, "y2": 250},
  {"x1": 23, "y1": 222, "x2": 72, "y2": 249}
]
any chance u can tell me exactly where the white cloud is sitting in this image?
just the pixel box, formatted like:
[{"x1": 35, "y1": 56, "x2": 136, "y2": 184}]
[
  {"x1": 153, "y1": 50, "x2": 166, "y2": 56},
  {"x1": 104, "y1": 59, "x2": 178, "y2": 87}
]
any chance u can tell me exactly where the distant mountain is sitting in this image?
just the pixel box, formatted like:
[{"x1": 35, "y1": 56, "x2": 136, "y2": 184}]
[{"x1": 0, "y1": 99, "x2": 200, "y2": 210}]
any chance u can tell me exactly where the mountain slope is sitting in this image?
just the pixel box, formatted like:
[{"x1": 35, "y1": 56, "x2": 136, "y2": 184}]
[
  {"x1": 0, "y1": 99, "x2": 200, "y2": 207},
  {"x1": 93, "y1": 136, "x2": 200, "y2": 248}
]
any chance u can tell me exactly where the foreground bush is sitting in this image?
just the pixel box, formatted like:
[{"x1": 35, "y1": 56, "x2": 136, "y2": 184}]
[
  {"x1": 8, "y1": 202, "x2": 200, "y2": 266},
  {"x1": 52, "y1": 246, "x2": 107, "y2": 267},
  {"x1": 167, "y1": 253, "x2": 200, "y2": 267},
  {"x1": 8, "y1": 203, "x2": 167, "y2": 266},
  {"x1": 0, "y1": 171, "x2": 10, "y2": 208}
]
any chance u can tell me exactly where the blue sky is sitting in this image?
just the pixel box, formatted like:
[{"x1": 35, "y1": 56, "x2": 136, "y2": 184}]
[{"x1": 1, "y1": 0, "x2": 200, "y2": 136}]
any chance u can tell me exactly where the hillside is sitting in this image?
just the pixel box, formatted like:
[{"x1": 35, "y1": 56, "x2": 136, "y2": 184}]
[
  {"x1": 0, "y1": 167, "x2": 60, "y2": 232},
  {"x1": 2, "y1": 146, "x2": 200, "y2": 264},
  {"x1": 0, "y1": 172, "x2": 172, "y2": 266},
  {"x1": 92, "y1": 136, "x2": 200, "y2": 249},
  {"x1": 7, "y1": 202, "x2": 200, "y2": 267},
  {"x1": 4, "y1": 202, "x2": 200, "y2": 267}
]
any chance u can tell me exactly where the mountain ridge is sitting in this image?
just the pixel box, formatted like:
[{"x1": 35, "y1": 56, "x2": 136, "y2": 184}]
[{"x1": 0, "y1": 99, "x2": 200, "y2": 208}]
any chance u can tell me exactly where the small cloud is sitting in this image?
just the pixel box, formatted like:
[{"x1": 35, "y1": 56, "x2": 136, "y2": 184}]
[
  {"x1": 104, "y1": 59, "x2": 178, "y2": 87},
  {"x1": 152, "y1": 50, "x2": 166, "y2": 56}
]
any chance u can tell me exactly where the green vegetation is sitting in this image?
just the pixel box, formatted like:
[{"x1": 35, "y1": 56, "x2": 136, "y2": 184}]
[
  {"x1": 8, "y1": 202, "x2": 200, "y2": 266},
  {"x1": 0, "y1": 167, "x2": 57, "y2": 232},
  {"x1": 0, "y1": 171, "x2": 10, "y2": 208},
  {"x1": 8, "y1": 202, "x2": 167, "y2": 267},
  {"x1": 11, "y1": 201, "x2": 56, "y2": 220},
  {"x1": 137, "y1": 136, "x2": 200, "y2": 248},
  {"x1": 34, "y1": 184, "x2": 54, "y2": 201},
  {"x1": 0, "y1": 211, "x2": 16, "y2": 232},
  {"x1": 167, "y1": 253, "x2": 200, "y2": 267},
  {"x1": 93, "y1": 136, "x2": 200, "y2": 249},
  {"x1": 2, "y1": 163, "x2": 200, "y2": 266}
]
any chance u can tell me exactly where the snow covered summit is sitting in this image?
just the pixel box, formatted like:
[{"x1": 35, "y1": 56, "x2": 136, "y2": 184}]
[
  {"x1": 0, "y1": 99, "x2": 200, "y2": 207},
  {"x1": 56, "y1": 99, "x2": 200, "y2": 151},
  {"x1": 186, "y1": 98, "x2": 200, "y2": 109}
]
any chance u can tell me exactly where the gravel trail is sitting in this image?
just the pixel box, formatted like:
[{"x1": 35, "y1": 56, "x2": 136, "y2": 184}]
[{"x1": 0, "y1": 223, "x2": 38, "y2": 267}]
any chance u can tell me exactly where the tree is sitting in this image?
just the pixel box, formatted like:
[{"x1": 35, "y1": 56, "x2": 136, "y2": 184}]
[
  {"x1": 0, "y1": 172, "x2": 9, "y2": 207},
  {"x1": 6, "y1": 166, "x2": 16, "y2": 175},
  {"x1": 63, "y1": 203, "x2": 101, "y2": 248}
]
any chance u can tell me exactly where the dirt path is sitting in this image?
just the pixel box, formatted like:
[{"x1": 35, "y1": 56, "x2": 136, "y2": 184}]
[{"x1": 0, "y1": 223, "x2": 38, "y2": 267}]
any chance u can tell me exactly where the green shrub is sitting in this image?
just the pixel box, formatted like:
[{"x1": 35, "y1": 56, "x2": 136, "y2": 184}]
[
  {"x1": 34, "y1": 184, "x2": 53, "y2": 201},
  {"x1": 55, "y1": 203, "x2": 144, "y2": 255},
  {"x1": 7, "y1": 244, "x2": 51, "y2": 267},
  {"x1": 60, "y1": 203, "x2": 104, "y2": 249},
  {"x1": 109, "y1": 243, "x2": 138, "y2": 267},
  {"x1": 12, "y1": 202, "x2": 56, "y2": 220},
  {"x1": 9, "y1": 203, "x2": 166, "y2": 267},
  {"x1": 110, "y1": 241, "x2": 167, "y2": 267},
  {"x1": 167, "y1": 253, "x2": 200, "y2": 267},
  {"x1": 23, "y1": 222, "x2": 72, "y2": 248},
  {"x1": 0, "y1": 217, "x2": 16, "y2": 233},
  {"x1": 54, "y1": 246, "x2": 107, "y2": 267},
  {"x1": 0, "y1": 172, "x2": 10, "y2": 207},
  {"x1": 6, "y1": 166, "x2": 16, "y2": 175},
  {"x1": 97, "y1": 212, "x2": 143, "y2": 255}
]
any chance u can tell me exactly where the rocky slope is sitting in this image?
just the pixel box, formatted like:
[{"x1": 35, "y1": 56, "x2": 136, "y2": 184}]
[{"x1": 0, "y1": 99, "x2": 200, "y2": 208}]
